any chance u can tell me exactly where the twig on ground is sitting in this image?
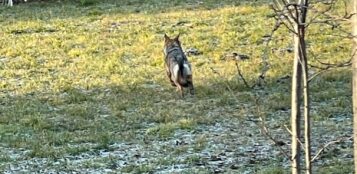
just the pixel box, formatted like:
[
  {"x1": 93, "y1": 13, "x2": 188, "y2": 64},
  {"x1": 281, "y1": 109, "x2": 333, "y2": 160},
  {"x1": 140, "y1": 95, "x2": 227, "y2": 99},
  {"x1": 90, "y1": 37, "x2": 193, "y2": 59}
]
[{"x1": 311, "y1": 136, "x2": 353, "y2": 162}]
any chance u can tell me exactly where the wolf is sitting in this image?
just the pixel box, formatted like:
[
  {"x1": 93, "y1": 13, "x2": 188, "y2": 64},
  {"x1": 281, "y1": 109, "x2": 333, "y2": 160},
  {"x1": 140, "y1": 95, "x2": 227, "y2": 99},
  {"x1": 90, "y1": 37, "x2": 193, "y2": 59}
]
[{"x1": 163, "y1": 34, "x2": 194, "y2": 97}]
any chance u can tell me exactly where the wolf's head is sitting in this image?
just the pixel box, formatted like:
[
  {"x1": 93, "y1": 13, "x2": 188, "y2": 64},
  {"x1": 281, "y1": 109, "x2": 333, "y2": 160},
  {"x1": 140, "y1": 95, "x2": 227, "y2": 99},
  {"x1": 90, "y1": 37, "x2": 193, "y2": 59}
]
[{"x1": 163, "y1": 34, "x2": 182, "y2": 56}]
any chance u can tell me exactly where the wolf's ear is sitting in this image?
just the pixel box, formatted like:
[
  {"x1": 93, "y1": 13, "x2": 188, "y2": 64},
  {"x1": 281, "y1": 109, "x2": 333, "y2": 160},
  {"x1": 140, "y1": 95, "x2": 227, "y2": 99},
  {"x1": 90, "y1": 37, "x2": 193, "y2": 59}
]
[
  {"x1": 164, "y1": 34, "x2": 170, "y2": 41},
  {"x1": 174, "y1": 33, "x2": 180, "y2": 41}
]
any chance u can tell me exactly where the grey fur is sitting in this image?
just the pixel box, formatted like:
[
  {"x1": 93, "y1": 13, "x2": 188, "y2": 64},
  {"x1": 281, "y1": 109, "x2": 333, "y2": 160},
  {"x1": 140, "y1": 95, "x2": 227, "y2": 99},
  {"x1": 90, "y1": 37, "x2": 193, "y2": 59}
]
[{"x1": 163, "y1": 34, "x2": 194, "y2": 97}]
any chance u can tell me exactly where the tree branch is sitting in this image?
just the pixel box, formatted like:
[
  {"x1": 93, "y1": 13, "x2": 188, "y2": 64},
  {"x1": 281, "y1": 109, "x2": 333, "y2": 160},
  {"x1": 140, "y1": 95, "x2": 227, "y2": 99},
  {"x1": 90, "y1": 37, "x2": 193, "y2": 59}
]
[
  {"x1": 308, "y1": 49, "x2": 355, "y2": 83},
  {"x1": 235, "y1": 62, "x2": 252, "y2": 89},
  {"x1": 253, "y1": 96, "x2": 291, "y2": 160},
  {"x1": 311, "y1": 136, "x2": 353, "y2": 162},
  {"x1": 284, "y1": 124, "x2": 306, "y2": 151}
]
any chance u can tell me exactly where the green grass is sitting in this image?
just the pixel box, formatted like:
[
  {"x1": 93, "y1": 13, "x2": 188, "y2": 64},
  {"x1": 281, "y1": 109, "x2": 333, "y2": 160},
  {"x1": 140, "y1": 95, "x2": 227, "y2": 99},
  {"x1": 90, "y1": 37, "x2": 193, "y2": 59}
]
[{"x1": 0, "y1": 0, "x2": 353, "y2": 172}]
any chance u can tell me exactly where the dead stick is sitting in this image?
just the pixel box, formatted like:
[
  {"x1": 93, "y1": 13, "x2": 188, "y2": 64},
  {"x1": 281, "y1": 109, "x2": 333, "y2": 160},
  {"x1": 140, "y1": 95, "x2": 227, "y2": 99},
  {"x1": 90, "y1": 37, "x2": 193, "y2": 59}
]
[{"x1": 311, "y1": 136, "x2": 352, "y2": 162}]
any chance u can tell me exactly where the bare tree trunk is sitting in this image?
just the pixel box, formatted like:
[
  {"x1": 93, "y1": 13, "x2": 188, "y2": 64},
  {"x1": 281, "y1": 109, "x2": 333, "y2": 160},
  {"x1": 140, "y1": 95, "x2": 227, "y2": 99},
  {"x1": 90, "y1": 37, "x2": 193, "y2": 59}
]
[
  {"x1": 291, "y1": 1, "x2": 310, "y2": 173},
  {"x1": 302, "y1": 40, "x2": 311, "y2": 174},
  {"x1": 299, "y1": 0, "x2": 311, "y2": 173},
  {"x1": 352, "y1": 0, "x2": 357, "y2": 172},
  {"x1": 291, "y1": 24, "x2": 302, "y2": 174}
]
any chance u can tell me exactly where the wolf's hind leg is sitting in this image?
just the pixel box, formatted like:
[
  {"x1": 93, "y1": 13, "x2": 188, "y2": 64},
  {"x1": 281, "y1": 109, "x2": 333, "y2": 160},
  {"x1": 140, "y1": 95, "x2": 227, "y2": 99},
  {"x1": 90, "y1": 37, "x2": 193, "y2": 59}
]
[
  {"x1": 189, "y1": 83, "x2": 194, "y2": 95},
  {"x1": 187, "y1": 75, "x2": 194, "y2": 95},
  {"x1": 176, "y1": 85, "x2": 184, "y2": 98}
]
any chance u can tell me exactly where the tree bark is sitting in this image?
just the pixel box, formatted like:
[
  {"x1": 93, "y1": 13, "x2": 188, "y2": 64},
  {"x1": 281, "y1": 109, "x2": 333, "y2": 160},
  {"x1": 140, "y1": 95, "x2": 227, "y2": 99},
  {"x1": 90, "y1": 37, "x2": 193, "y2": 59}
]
[
  {"x1": 299, "y1": 0, "x2": 311, "y2": 173},
  {"x1": 302, "y1": 39, "x2": 311, "y2": 174},
  {"x1": 300, "y1": 30, "x2": 311, "y2": 174},
  {"x1": 352, "y1": 0, "x2": 357, "y2": 172},
  {"x1": 291, "y1": 23, "x2": 302, "y2": 174},
  {"x1": 291, "y1": 1, "x2": 310, "y2": 173}
]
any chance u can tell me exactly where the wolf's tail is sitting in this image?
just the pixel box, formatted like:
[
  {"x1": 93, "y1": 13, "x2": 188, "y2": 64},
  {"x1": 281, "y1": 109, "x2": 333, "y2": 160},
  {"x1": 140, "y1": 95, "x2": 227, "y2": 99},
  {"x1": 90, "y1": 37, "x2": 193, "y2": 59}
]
[
  {"x1": 178, "y1": 59, "x2": 185, "y2": 78},
  {"x1": 173, "y1": 57, "x2": 185, "y2": 86}
]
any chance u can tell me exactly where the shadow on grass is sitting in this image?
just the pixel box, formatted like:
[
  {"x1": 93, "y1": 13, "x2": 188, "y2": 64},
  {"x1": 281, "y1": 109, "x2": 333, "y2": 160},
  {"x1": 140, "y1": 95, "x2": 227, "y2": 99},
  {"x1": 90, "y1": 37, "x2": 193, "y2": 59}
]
[
  {"x1": 0, "y1": 75, "x2": 258, "y2": 149},
  {"x1": 0, "y1": 67, "x2": 352, "y2": 174}
]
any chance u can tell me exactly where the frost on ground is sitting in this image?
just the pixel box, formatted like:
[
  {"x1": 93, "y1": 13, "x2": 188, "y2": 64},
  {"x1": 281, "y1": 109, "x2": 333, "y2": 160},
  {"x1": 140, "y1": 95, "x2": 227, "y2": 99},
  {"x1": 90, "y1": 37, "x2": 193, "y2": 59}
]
[
  {"x1": 0, "y1": 0, "x2": 353, "y2": 173},
  {"x1": 0, "y1": 114, "x2": 352, "y2": 173}
]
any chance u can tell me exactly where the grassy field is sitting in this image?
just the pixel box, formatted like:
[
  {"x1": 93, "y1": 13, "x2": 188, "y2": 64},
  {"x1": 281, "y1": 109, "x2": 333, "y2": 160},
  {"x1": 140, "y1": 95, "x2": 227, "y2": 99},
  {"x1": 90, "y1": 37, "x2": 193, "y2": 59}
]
[{"x1": 0, "y1": 0, "x2": 354, "y2": 173}]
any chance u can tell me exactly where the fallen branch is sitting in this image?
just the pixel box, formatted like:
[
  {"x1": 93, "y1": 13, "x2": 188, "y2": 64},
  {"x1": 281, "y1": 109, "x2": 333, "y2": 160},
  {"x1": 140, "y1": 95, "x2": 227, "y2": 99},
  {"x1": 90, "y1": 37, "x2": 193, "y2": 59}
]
[{"x1": 311, "y1": 136, "x2": 353, "y2": 162}]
